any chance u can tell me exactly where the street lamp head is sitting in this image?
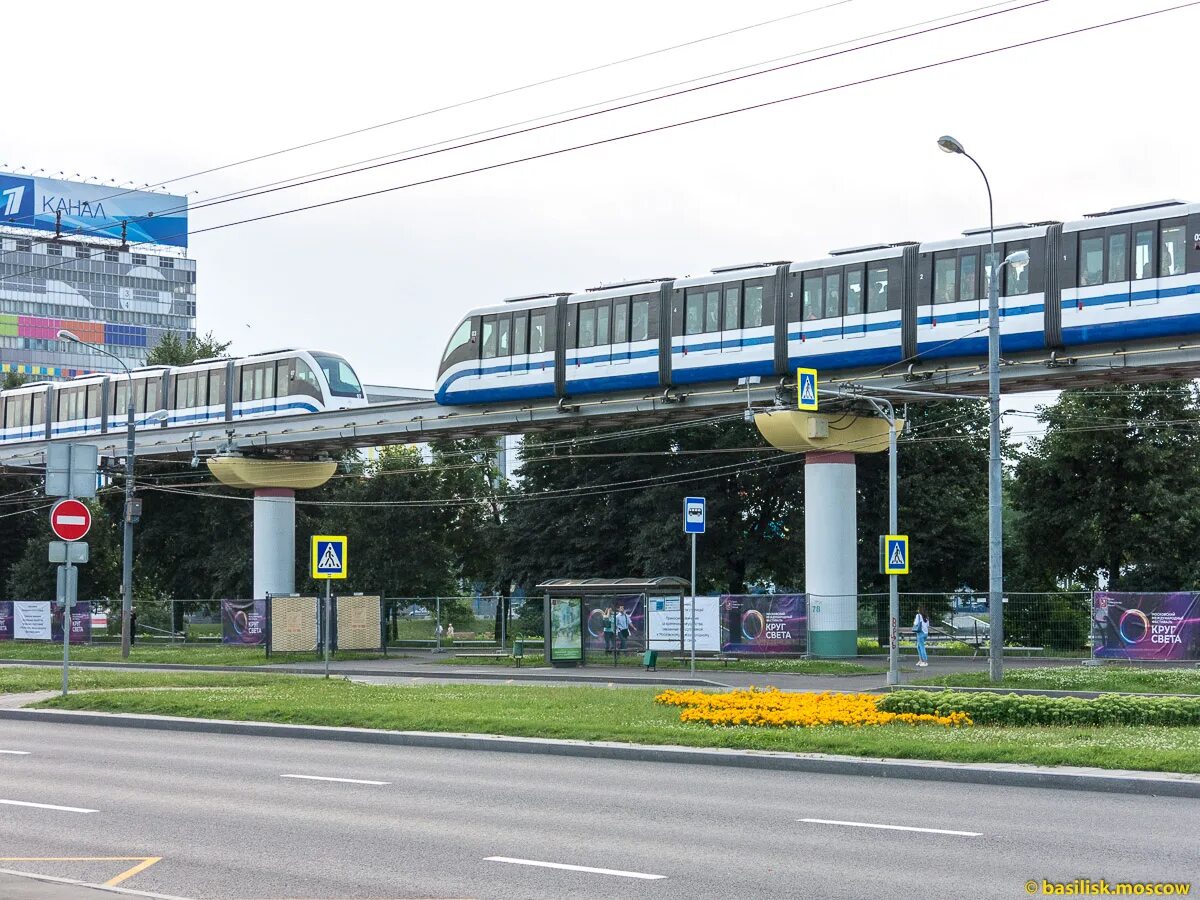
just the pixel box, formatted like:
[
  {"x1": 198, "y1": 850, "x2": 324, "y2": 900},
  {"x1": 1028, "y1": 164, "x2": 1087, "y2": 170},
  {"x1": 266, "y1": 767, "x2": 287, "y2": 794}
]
[
  {"x1": 57, "y1": 329, "x2": 82, "y2": 343},
  {"x1": 937, "y1": 135, "x2": 965, "y2": 155},
  {"x1": 1004, "y1": 249, "x2": 1030, "y2": 267}
]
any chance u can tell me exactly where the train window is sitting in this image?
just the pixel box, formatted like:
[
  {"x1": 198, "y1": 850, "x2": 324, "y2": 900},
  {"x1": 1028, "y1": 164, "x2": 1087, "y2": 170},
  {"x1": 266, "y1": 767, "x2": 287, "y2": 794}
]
[
  {"x1": 743, "y1": 285, "x2": 764, "y2": 328},
  {"x1": 497, "y1": 316, "x2": 511, "y2": 357},
  {"x1": 702, "y1": 289, "x2": 718, "y2": 333},
  {"x1": 146, "y1": 379, "x2": 161, "y2": 413},
  {"x1": 724, "y1": 286, "x2": 741, "y2": 330},
  {"x1": 530, "y1": 312, "x2": 548, "y2": 353},
  {"x1": 254, "y1": 365, "x2": 269, "y2": 401},
  {"x1": 802, "y1": 273, "x2": 823, "y2": 321},
  {"x1": 1161, "y1": 224, "x2": 1186, "y2": 276},
  {"x1": 112, "y1": 379, "x2": 128, "y2": 414},
  {"x1": 596, "y1": 303, "x2": 611, "y2": 346},
  {"x1": 933, "y1": 257, "x2": 957, "y2": 304},
  {"x1": 176, "y1": 374, "x2": 193, "y2": 409},
  {"x1": 85, "y1": 385, "x2": 99, "y2": 418},
  {"x1": 276, "y1": 363, "x2": 290, "y2": 399},
  {"x1": 867, "y1": 265, "x2": 889, "y2": 313},
  {"x1": 1134, "y1": 228, "x2": 1155, "y2": 279},
  {"x1": 293, "y1": 359, "x2": 321, "y2": 400},
  {"x1": 1107, "y1": 233, "x2": 1128, "y2": 283},
  {"x1": 845, "y1": 269, "x2": 863, "y2": 315},
  {"x1": 481, "y1": 317, "x2": 498, "y2": 359},
  {"x1": 1004, "y1": 244, "x2": 1030, "y2": 296},
  {"x1": 613, "y1": 301, "x2": 628, "y2": 343},
  {"x1": 631, "y1": 298, "x2": 651, "y2": 341},
  {"x1": 31, "y1": 393, "x2": 44, "y2": 426},
  {"x1": 824, "y1": 273, "x2": 841, "y2": 318},
  {"x1": 514, "y1": 313, "x2": 529, "y2": 355},
  {"x1": 959, "y1": 254, "x2": 978, "y2": 302},
  {"x1": 578, "y1": 306, "x2": 596, "y2": 348},
  {"x1": 442, "y1": 320, "x2": 473, "y2": 361},
  {"x1": 684, "y1": 291, "x2": 703, "y2": 335},
  {"x1": 1079, "y1": 236, "x2": 1104, "y2": 286},
  {"x1": 211, "y1": 369, "x2": 226, "y2": 406}
]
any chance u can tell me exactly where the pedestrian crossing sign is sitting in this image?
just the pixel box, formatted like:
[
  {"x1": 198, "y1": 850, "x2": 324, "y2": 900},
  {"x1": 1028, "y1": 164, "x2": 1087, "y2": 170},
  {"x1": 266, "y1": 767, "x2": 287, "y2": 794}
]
[
  {"x1": 797, "y1": 368, "x2": 819, "y2": 411},
  {"x1": 311, "y1": 535, "x2": 348, "y2": 580},
  {"x1": 883, "y1": 534, "x2": 909, "y2": 576}
]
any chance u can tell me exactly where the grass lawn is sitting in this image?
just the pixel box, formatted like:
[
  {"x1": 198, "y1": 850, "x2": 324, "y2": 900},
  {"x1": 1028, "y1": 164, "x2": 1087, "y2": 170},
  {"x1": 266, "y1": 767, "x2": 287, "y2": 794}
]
[
  {"x1": 0, "y1": 667, "x2": 280, "y2": 694},
  {"x1": 32, "y1": 679, "x2": 1200, "y2": 774},
  {"x1": 914, "y1": 666, "x2": 1200, "y2": 695},
  {"x1": 0, "y1": 643, "x2": 383, "y2": 667},
  {"x1": 442, "y1": 652, "x2": 881, "y2": 676}
]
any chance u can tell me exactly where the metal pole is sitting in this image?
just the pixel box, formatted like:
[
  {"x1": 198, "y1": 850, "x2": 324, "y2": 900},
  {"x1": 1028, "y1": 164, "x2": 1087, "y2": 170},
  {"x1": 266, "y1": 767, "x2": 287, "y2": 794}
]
[
  {"x1": 121, "y1": 380, "x2": 134, "y2": 659},
  {"x1": 323, "y1": 579, "x2": 331, "y2": 678},
  {"x1": 61, "y1": 561, "x2": 72, "y2": 697},
  {"x1": 690, "y1": 532, "x2": 697, "y2": 675},
  {"x1": 886, "y1": 405, "x2": 900, "y2": 686},
  {"x1": 435, "y1": 597, "x2": 442, "y2": 653},
  {"x1": 963, "y1": 150, "x2": 1005, "y2": 684}
]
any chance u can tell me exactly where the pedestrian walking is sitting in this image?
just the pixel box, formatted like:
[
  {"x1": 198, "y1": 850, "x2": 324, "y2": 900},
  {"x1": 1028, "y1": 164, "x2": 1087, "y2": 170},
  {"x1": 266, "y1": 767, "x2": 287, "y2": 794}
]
[
  {"x1": 614, "y1": 604, "x2": 634, "y2": 651},
  {"x1": 913, "y1": 605, "x2": 929, "y2": 667}
]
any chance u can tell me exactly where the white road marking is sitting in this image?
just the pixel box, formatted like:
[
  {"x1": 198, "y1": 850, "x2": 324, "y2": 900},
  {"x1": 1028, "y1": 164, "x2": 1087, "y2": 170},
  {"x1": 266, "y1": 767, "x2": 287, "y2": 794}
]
[
  {"x1": 0, "y1": 750, "x2": 30, "y2": 755},
  {"x1": 800, "y1": 818, "x2": 981, "y2": 837},
  {"x1": 280, "y1": 774, "x2": 391, "y2": 785},
  {"x1": 485, "y1": 856, "x2": 666, "y2": 880},
  {"x1": 0, "y1": 798, "x2": 97, "y2": 813}
]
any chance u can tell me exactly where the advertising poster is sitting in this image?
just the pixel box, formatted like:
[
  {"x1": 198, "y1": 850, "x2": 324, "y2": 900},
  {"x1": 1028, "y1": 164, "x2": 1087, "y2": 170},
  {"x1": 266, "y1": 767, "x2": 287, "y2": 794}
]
[
  {"x1": 550, "y1": 597, "x2": 583, "y2": 661},
  {"x1": 50, "y1": 602, "x2": 91, "y2": 644},
  {"x1": 222, "y1": 600, "x2": 267, "y2": 646},
  {"x1": 0, "y1": 601, "x2": 11, "y2": 640},
  {"x1": 720, "y1": 594, "x2": 807, "y2": 654},
  {"x1": 1093, "y1": 592, "x2": 1200, "y2": 661},
  {"x1": 583, "y1": 595, "x2": 643, "y2": 654},
  {"x1": 646, "y1": 597, "x2": 720, "y2": 651},
  {"x1": 13, "y1": 601, "x2": 52, "y2": 640}
]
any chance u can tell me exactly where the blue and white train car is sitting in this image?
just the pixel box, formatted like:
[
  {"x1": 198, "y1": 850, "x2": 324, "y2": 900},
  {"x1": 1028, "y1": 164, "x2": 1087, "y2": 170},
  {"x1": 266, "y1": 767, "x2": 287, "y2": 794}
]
[{"x1": 0, "y1": 349, "x2": 367, "y2": 446}]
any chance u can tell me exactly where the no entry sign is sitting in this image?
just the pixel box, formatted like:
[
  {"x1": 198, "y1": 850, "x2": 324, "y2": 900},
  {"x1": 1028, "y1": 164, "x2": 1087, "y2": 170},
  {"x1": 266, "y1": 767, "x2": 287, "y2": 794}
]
[{"x1": 49, "y1": 499, "x2": 91, "y2": 542}]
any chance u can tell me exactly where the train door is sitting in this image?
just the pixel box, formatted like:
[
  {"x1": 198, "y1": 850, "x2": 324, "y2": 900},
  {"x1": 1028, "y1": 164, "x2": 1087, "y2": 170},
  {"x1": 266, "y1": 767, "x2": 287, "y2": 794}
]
[
  {"x1": 1131, "y1": 223, "x2": 1158, "y2": 308},
  {"x1": 512, "y1": 311, "x2": 529, "y2": 375},
  {"x1": 1152, "y1": 217, "x2": 1188, "y2": 308},
  {"x1": 843, "y1": 265, "x2": 866, "y2": 338},
  {"x1": 612, "y1": 298, "x2": 630, "y2": 365},
  {"x1": 593, "y1": 299, "x2": 612, "y2": 369},
  {"x1": 681, "y1": 286, "x2": 720, "y2": 359},
  {"x1": 721, "y1": 282, "x2": 743, "y2": 352}
]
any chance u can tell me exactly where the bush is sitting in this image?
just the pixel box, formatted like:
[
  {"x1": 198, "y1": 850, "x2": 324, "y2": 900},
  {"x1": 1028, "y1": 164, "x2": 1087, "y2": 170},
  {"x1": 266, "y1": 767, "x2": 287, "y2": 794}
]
[{"x1": 878, "y1": 690, "x2": 1200, "y2": 727}]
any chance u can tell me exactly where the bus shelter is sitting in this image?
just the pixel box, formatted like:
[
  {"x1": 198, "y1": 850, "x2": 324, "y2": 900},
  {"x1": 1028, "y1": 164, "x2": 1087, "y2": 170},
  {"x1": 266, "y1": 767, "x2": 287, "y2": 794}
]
[{"x1": 538, "y1": 577, "x2": 689, "y2": 667}]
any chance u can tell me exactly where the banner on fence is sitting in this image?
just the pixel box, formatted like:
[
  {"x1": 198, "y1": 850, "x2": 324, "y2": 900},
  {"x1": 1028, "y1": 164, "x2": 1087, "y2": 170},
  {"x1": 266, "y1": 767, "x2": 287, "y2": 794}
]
[
  {"x1": 0, "y1": 601, "x2": 11, "y2": 640},
  {"x1": 720, "y1": 594, "x2": 806, "y2": 653},
  {"x1": 50, "y1": 602, "x2": 90, "y2": 644},
  {"x1": 646, "y1": 596, "x2": 720, "y2": 651},
  {"x1": 583, "y1": 594, "x2": 643, "y2": 653},
  {"x1": 13, "y1": 601, "x2": 52, "y2": 640},
  {"x1": 336, "y1": 595, "x2": 381, "y2": 651},
  {"x1": 222, "y1": 600, "x2": 267, "y2": 646},
  {"x1": 268, "y1": 596, "x2": 318, "y2": 653},
  {"x1": 1093, "y1": 592, "x2": 1200, "y2": 661}
]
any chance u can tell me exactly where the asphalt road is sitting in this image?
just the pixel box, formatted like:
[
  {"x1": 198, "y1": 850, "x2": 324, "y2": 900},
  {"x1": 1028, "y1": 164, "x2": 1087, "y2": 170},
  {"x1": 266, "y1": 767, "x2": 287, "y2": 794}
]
[{"x1": 0, "y1": 720, "x2": 1195, "y2": 899}]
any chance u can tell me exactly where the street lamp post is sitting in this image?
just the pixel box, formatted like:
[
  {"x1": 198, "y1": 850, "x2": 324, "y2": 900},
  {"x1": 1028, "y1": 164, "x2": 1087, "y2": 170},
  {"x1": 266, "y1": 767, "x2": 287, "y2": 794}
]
[
  {"x1": 58, "y1": 329, "x2": 138, "y2": 659},
  {"x1": 936, "y1": 136, "x2": 1028, "y2": 684}
]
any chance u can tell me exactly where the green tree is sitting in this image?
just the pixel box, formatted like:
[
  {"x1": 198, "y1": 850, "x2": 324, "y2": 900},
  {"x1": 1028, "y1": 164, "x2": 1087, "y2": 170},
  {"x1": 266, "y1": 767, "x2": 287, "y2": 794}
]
[
  {"x1": 2, "y1": 370, "x2": 27, "y2": 389},
  {"x1": 145, "y1": 331, "x2": 231, "y2": 366},
  {"x1": 1011, "y1": 382, "x2": 1200, "y2": 590}
]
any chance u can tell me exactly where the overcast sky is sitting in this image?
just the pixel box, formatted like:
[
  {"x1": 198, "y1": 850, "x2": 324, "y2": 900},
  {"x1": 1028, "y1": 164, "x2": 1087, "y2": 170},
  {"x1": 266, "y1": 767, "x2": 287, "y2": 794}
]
[{"x1": 6, "y1": 0, "x2": 1196, "y2": 433}]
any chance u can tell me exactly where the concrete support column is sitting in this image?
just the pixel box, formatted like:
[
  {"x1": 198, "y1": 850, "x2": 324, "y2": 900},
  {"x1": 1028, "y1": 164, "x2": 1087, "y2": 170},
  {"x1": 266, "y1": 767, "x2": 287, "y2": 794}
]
[
  {"x1": 253, "y1": 488, "x2": 295, "y2": 599},
  {"x1": 805, "y1": 451, "x2": 858, "y2": 658}
]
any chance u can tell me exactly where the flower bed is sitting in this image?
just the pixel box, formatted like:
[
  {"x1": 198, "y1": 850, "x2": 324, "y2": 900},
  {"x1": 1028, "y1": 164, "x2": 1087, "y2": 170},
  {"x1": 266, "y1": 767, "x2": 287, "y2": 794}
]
[
  {"x1": 878, "y1": 690, "x2": 1200, "y2": 727},
  {"x1": 655, "y1": 687, "x2": 971, "y2": 728}
]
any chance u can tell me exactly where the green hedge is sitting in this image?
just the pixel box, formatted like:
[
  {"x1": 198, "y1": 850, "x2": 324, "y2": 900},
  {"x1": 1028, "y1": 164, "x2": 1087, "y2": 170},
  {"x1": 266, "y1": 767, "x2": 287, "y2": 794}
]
[{"x1": 878, "y1": 690, "x2": 1200, "y2": 727}]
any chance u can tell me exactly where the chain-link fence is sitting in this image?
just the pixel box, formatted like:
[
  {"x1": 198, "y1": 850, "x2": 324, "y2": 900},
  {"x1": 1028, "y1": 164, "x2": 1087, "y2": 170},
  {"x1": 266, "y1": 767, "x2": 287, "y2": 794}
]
[
  {"x1": 382, "y1": 596, "x2": 540, "y2": 651},
  {"x1": 855, "y1": 591, "x2": 1092, "y2": 659}
]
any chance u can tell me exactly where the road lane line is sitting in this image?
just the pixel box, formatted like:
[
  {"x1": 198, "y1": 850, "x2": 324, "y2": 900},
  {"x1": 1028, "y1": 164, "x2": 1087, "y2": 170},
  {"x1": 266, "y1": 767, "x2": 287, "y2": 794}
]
[
  {"x1": 280, "y1": 774, "x2": 391, "y2": 785},
  {"x1": 106, "y1": 856, "x2": 163, "y2": 887},
  {"x1": 0, "y1": 750, "x2": 30, "y2": 755},
  {"x1": 800, "y1": 818, "x2": 981, "y2": 837},
  {"x1": 0, "y1": 798, "x2": 97, "y2": 813},
  {"x1": 485, "y1": 856, "x2": 666, "y2": 880},
  {"x1": 0, "y1": 866, "x2": 192, "y2": 899}
]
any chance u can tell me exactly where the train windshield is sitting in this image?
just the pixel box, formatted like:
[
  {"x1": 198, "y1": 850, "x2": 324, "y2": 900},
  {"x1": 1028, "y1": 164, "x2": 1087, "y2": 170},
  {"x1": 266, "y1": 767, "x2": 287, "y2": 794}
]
[{"x1": 312, "y1": 353, "x2": 364, "y2": 399}]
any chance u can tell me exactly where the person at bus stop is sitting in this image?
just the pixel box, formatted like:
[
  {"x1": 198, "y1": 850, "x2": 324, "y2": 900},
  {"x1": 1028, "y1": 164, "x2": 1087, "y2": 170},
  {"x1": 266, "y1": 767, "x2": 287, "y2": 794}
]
[
  {"x1": 602, "y1": 608, "x2": 615, "y2": 652},
  {"x1": 913, "y1": 606, "x2": 929, "y2": 667},
  {"x1": 615, "y1": 605, "x2": 634, "y2": 651}
]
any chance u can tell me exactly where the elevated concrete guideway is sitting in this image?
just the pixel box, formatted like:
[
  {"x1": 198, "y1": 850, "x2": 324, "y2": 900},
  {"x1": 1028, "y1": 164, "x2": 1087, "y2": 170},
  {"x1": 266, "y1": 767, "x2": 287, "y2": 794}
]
[{"x1": 2, "y1": 333, "x2": 1198, "y2": 467}]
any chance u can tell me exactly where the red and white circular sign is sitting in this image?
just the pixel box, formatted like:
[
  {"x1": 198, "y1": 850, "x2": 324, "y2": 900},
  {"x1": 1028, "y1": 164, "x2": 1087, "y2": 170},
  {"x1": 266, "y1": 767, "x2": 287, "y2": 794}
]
[{"x1": 49, "y1": 498, "x2": 91, "y2": 542}]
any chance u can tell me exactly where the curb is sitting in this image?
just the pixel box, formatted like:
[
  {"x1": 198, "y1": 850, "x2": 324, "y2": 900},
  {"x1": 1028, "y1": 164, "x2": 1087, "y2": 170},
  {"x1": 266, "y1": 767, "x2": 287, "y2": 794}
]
[
  {"x1": 3, "y1": 707, "x2": 1198, "y2": 799},
  {"x1": 0, "y1": 659, "x2": 727, "y2": 688}
]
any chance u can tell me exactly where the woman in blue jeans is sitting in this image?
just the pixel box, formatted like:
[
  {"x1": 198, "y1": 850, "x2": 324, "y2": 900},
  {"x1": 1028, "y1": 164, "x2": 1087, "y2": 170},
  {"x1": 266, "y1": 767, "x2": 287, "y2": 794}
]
[{"x1": 913, "y1": 606, "x2": 929, "y2": 667}]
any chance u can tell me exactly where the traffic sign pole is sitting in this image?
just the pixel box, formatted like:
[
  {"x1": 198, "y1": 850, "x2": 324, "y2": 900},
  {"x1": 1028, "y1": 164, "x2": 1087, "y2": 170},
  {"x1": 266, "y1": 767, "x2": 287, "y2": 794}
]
[
  {"x1": 683, "y1": 497, "x2": 706, "y2": 675},
  {"x1": 324, "y1": 579, "x2": 331, "y2": 679},
  {"x1": 887, "y1": 417, "x2": 900, "y2": 687},
  {"x1": 690, "y1": 532, "x2": 697, "y2": 676}
]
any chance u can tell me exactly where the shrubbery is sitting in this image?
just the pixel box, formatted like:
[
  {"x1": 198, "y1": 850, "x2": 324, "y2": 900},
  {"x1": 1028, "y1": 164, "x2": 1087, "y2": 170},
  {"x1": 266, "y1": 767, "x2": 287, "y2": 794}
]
[{"x1": 879, "y1": 690, "x2": 1200, "y2": 726}]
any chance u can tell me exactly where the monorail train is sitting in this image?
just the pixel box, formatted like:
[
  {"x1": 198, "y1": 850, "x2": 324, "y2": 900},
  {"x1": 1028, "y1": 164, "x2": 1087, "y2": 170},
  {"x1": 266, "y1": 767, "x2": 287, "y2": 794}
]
[
  {"x1": 435, "y1": 199, "x2": 1200, "y2": 404},
  {"x1": 0, "y1": 349, "x2": 366, "y2": 444}
]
